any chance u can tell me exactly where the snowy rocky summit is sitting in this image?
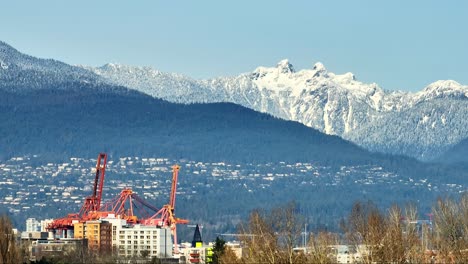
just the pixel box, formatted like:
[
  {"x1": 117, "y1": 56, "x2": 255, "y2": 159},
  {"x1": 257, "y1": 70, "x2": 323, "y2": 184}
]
[{"x1": 88, "y1": 60, "x2": 468, "y2": 161}]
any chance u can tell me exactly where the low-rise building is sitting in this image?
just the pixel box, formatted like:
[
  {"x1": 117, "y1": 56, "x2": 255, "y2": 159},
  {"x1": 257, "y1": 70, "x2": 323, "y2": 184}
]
[{"x1": 29, "y1": 238, "x2": 88, "y2": 262}]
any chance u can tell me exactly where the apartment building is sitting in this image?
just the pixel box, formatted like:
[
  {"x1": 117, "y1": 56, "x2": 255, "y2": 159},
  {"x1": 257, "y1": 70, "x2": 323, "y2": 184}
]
[
  {"x1": 115, "y1": 224, "x2": 173, "y2": 258},
  {"x1": 74, "y1": 220, "x2": 112, "y2": 253},
  {"x1": 72, "y1": 216, "x2": 173, "y2": 258},
  {"x1": 26, "y1": 218, "x2": 40, "y2": 232}
]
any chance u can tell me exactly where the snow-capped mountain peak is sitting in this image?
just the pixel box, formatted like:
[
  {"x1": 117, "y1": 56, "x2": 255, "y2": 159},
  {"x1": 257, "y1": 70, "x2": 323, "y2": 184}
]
[
  {"x1": 85, "y1": 59, "x2": 468, "y2": 161},
  {"x1": 312, "y1": 61, "x2": 326, "y2": 72},
  {"x1": 276, "y1": 59, "x2": 295, "y2": 74},
  {"x1": 422, "y1": 80, "x2": 466, "y2": 93},
  {"x1": 415, "y1": 80, "x2": 467, "y2": 101},
  {"x1": 0, "y1": 41, "x2": 98, "y2": 89}
]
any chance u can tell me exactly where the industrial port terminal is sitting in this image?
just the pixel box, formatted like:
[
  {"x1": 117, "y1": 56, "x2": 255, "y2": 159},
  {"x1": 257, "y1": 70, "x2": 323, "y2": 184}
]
[{"x1": 22, "y1": 153, "x2": 219, "y2": 263}]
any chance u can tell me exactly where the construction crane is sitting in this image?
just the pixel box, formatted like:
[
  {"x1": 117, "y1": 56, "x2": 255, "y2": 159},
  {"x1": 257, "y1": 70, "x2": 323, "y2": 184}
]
[
  {"x1": 47, "y1": 153, "x2": 108, "y2": 234},
  {"x1": 141, "y1": 165, "x2": 189, "y2": 254}
]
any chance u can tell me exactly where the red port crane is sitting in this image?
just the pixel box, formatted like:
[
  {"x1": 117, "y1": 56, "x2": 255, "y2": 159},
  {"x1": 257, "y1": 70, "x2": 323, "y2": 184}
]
[
  {"x1": 80, "y1": 153, "x2": 107, "y2": 217},
  {"x1": 48, "y1": 153, "x2": 108, "y2": 233},
  {"x1": 141, "y1": 165, "x2": 189, "y2": 253}
]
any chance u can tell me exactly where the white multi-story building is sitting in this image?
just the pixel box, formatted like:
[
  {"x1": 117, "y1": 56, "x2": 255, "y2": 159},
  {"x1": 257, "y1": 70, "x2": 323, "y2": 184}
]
[
  {"x1": 100, "y1": 216, "x2": 173, "y2": 258},
  {"x1": 26, "y1": 218, "x2": 40, "y2": 232},
  {"x1": 40, "y1": 219, "x2": 54, "y2": 232}
]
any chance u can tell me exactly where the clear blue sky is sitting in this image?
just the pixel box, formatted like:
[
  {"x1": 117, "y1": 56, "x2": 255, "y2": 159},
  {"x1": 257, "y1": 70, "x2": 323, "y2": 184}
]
[{"x1": 2, "y1": 0, "x2": 467, "y2": 91}]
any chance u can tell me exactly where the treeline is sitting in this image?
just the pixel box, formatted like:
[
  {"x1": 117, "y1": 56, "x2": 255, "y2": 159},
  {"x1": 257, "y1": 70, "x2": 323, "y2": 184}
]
[
  {"x1": 215, "y1": 194, "x2": 468, "y2": 264},
  {"x1": 1, "y1": 195, "x2": 467, "y2": 263}
]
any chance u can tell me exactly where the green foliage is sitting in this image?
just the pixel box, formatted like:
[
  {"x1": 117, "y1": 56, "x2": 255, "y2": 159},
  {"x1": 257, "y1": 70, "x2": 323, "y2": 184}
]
[{"x1": 212, "y1": 237, "x2": 226, "y2": 264}]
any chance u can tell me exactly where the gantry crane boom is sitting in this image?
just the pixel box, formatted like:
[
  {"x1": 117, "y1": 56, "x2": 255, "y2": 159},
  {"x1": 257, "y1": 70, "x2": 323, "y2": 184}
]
[
  {"x1": 80, "y1": 153, "x2": 108, "y2": 216},
  {"x1": 140, "y1": 164, "x2": 188, "y2": 254},
  {"x1": 94, "y1": 153, "x2": 107, "y2": 210},
  {"x1": 169, "y1": 165, "x2": 179, "y2": 209},
  {"x1": 48, "y1": 152, "x2": 108, "y2": 233}
]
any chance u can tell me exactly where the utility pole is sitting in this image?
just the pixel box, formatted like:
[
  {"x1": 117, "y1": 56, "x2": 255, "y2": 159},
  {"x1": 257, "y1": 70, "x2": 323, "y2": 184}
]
[{"x1": 301, "y1": 223, "x2": 308, "y2": 252}]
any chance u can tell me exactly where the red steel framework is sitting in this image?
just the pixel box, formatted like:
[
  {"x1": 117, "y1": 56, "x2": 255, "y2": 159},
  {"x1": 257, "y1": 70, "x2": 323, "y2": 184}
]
[
  {"x1": 81, "y1": 153, "x2": 107, "y2": 215},
  {"x1": 47, "y1": 153, "x2": 109, "y2": 233},
  {"x1": 100, "y1": 188, "x2": 160, "y2": 224},
  {"x1": 48, "y1": 153, "x2": 188, "y2": 255},
  {"x1": 141, "y1": 165, "x2": 189, "y2": 253}
]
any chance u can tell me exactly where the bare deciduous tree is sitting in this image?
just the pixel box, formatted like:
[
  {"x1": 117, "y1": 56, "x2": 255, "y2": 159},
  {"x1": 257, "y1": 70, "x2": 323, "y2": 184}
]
[
  {"x1": 307, "y1": 231, "x2": 337, "y2": 264},
  {"x1": 0, "y1": 215, "x2": 21, "y2": 264},
  {"x1": 343, "y1": 201, "x2": 386, "y2": 263},
  {"x1": 238, "y1": 202, "x2": 305, "y2": 264},
  {"x1": 431, "y1": 195, "x2": 468, "y2": 263}
]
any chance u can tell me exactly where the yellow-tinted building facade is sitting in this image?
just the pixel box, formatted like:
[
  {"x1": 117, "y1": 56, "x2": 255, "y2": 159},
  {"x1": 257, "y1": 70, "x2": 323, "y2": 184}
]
[{"x1": 73, "y1": 220, "x2": 112, "y2": 253}]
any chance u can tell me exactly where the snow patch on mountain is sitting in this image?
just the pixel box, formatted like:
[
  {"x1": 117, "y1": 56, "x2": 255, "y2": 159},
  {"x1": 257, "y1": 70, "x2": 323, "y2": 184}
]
[{"x1": 0, "y1": 41, "x2": 99, "y2": 88}]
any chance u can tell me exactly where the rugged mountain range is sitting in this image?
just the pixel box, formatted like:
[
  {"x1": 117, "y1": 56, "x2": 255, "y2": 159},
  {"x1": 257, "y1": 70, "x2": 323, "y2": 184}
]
[
  {"x1": 87, "y1": 60, "x2": 468, "y2": 161},
  {"x1": 1, "y1": 40, "x2": 467, "y2": 161},
  {"x1": 0, "y1": 40, "x2": 385, "y2": 165}
]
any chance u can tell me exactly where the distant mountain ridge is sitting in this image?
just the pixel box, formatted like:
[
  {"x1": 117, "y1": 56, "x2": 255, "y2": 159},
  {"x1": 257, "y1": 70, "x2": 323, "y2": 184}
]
[
  {"x1": 0, "y1": 41, "x2": 100, "y2": 90},
  {"x1": 87, "y1": 60, "x2": 468, "y2": 161},
  {"x1": 437, "y1": 137, "x2": 468, "y2": 163},
  {"x1": 0, "y1": 41, "x2": 378, "y2": 165},
  {"x1": 1, "y1": 40, "x2": 467, "y2": 161}
]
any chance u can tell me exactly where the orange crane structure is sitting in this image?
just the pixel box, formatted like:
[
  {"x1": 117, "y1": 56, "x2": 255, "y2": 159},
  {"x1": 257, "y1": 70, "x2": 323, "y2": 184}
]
[
  {"x1": 99, "y1": 187, "x2": 160, "y2": 224},
  {"x1": 141, "y1": 165, "x2": 189, "y2": 253},
  {"x1": 48, "y1": 153, "x2": 188, "y2": 255},
  {"x1": 47, "y1": 153, "x2": 109, "y2": 236}
]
